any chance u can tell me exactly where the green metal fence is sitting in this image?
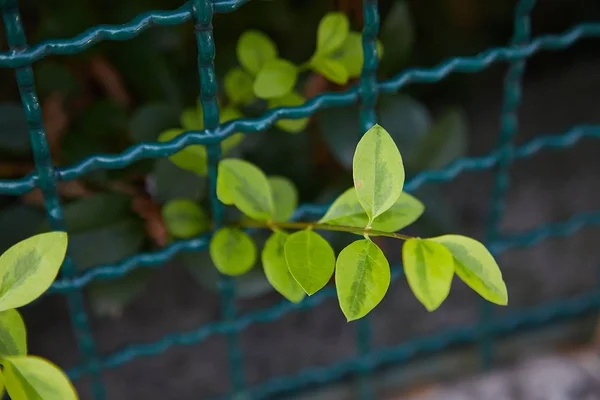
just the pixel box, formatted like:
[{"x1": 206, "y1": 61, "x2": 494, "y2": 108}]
[{"x1": 1, "y1": 0, "x2": 600, "y2": 398}]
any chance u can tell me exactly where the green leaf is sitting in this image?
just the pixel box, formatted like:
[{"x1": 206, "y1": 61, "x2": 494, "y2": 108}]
[
  {"x1": 220, "y1": 107, "x2": 245, "y2": 154},
  {"x1": 180, "y1": 105, "x2": 204, "y2": 130},
  {"x1": 402, "y1": 238, "x2": 454, "y2": 311},
  {"x1": 88, "y1": 270, "x2": 151, "y2": 318},
  {"x1": 3, "y1": 355, "x2": 78, "y2": 400},
  {"x1": 0, "y1": 232, "x2": 67, "y2": 311},
  {"x1": 353, "y1": 124, "x2": 405, "y2": 225},
  {"x1": 379, "y1": 1, "x2": 415, "y2": 75},
  {"x1": 411, "y1": 108, "x2": 468, "y2": 170},
  {"x1": 0, "y1": 309, "x2": 27, "y2": 356},
  {"x1": 333, "y1": 32, "x2": 363, "y2": 78},
  {"x1": 224, "y1": 67, "x2": 255, "y2": 105},
  {"x1": 336, "y1": 239, "x2": 390, "y2": 321},
  {"x1": 129, "y1": 102, "x2": 179, "y2": 143},
  {"x1": 237, "y1": 30, "x2": 278, "y2": 75},
  {"x1": 262, "y1": 232, "x2": 305, "y2": 303},
  {"x1": 253, "y1": 59, "x2": 298, "y2": 99},
  {"x1": 316, "y1": 12, "x2": 350, "y2": 55},
  {"x1": 210, "y1": 228, "x2": 256, "y2": 276},
  {"x1": 68, "y1": 219, "x2": 145, "y2": 271},
  {"x1": 310, "y1": 56, "x2": 348, "y2": 85},
  {"x1": 320, "y1": 188, "x2": 424, "y2": 232},
  {"x1": 267, "y1": 92, "x2": 309, "y2": 133},
  {"x1": 0, "y1": 102, "x2": 30, "y2": 156},
  {"x1": 152, "y1": 158, "x2": 207, "y2": 203},
  {"x1": 284, "y1": 229, "x2": 335, "y2": 295},
  {"x1": 429, "y1": 235, "x2": 507, "y2": 305},
  {"x1": 268, "y1": 176, "x2": 298, "y2": 222},
  {"x1": 158, "y1": 128, "x2": 208, "y2": 176},
  {"x1": 0, "y1": 369, "x2": 4, "y2": 398},
  {"x1": 162, "y1": 199, "x2": 210, "y2": 239},
  {"x1": 217, "y1": 159, "x2": 274, "y2": 221}
]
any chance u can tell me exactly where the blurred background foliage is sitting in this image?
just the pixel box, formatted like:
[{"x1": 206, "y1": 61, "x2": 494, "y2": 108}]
[{"x1": 0, "y1": 0, "x2": 582, "y2": 318}]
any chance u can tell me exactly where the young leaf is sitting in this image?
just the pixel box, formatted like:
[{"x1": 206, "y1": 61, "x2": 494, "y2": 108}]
[
  {"x1": 0, "y1": 309, "x2": 27, "y2": 356},
  {"x1": 158, "y1": 128, "x2": 208, "y2": 176},
  {"x1": 284, "y1": 229, "x2": 335, "y2": 295},
  {"x1": 217, "y1": 159, "x2": 274, "y2": 221},
  {"x1": 0, "y1": 232, "x2": 67, "y2": 311},
  {"x1": 320, "y1": 188, "x2": 424, "y2": 232},
  {"x1": 253, "y1": 59, "x2": 298, "y2": 99},
  {"x1": 268, "y1": 176, "x2": 298, "y2": 222},
  {"x1": 2, "y1": 355, "x2": 78, "y2": 400},
  {"x1": 334, "y1": 32, "x2": 363, "y2": 78},
  {"x1": 353, "y1": 124, "x2": 405, "y2": 225},
  {"x1": 267, "y1": 92, "x2": 309, "y2": 133},
  {"x1": 162, "y1": 199, "x2": 210, "y2": 239},
  {"x1": 262, "y1": 232, "x2": 305, "y2": 303},
  {"x1": 220, "y1": 107, "x2": 245, "y2": 153},
  {"x1": 237, "y1": 30, "x2": 278, "y2": 75},
  {"x1": 310, "y1": 56, "x2": 349, "y2": 85},
  {"x1": 402, "y1": 238, "x2": 454, "y2": 311},
  {"x1": 336, "y1": 239, "x2": 390, "y2": 321},
  {"x1": 209, "y1": 228, "x2": 256, "y2": 276},
  {"x1": 316, "y1": 12, "x2": 350, "y2": 55},
  {"x1": 224, "y1": 67, "x2": 255, "y2": 105},
  {"x1": 429, "y1": 235, "x2": 508, "y2": 305},
  {"x1": 180, "y1": 105, "x2": 204, "y2": 130}
]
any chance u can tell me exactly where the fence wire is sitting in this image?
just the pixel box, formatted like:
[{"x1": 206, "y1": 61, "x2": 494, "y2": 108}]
[{"x1": 1, "y1": 0, "x2": 600, "y2": 399}]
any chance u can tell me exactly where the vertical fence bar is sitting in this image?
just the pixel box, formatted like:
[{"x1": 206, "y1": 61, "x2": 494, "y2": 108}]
[
  {"x1": 191, "y1": 0, "x2": 245, "y2": 394},
  {"x1": 0, "y1": 1, "x2": 105, "y2": 398},
  {"x1": 480, "y1": 0, "x2": 537, "y2": 367},
  {"x1": 356, "y1": 0, "x2": 381, "y2": 398}
]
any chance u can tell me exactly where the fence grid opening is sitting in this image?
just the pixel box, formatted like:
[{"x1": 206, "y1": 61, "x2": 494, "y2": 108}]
[{"x1": 1, "y1": 0, "x2": 600, "y2": 399}]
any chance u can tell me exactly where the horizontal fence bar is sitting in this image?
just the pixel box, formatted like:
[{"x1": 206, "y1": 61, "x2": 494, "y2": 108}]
[
  {"x1": 1, "y1": 24, "x2": 600, "y2": 195},
  {"x1": 65, "y1": 208, "x2": 600, "y2": 378},
  {"x1": 45, "y1": 125, "x2": 600, "y2": 293},
  {"x1": 216, "y1": 289, "x2": 600, "y2": 399},
  {"x1": 0, "y1": 0, "x2": 249, "y2": 68}
]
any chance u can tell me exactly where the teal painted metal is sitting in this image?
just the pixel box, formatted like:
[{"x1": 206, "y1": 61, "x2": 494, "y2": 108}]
[{"x1": 0, "y1": 0, "x2": 599, "y2": 398}]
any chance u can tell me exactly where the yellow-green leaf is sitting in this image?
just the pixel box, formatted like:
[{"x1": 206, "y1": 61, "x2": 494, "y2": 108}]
[
  {"x1": 0, "y1": 232, "x2": 67, "y2": 311},
  {"x1": 216, "y1": 159, "x2": 274, "y2": 221},
  {"x1": 0, "y1": 369, "x2": 5, "y2": 398},
  {"x1": 253, "y1": 59, "x2": 298, "y2": 99},
  {"x1": 429, "y1": 235, "x2": 508, "y2": 305},
  {"x1": 158, "y1": 128, "x2": 208, "y2": 176},
  {"x1": 180, "y1": 105, "x2": 203, "y2": 130},
  {"x1": 320, "y1": 188, "x2": 424, "y2": 232},
  {"x1": 402, "y1": 238, "x2": 454, "y2": 311},
  {"x1": 262, "y1": 232, "x2": 305, "y2": 303},
  {"x1": 353, "y1": 124, "x2": 405, "y2": 225},
  {"x1": 336, "y1": 239, "x2": 390, "y2": 321},
  {"x1": 310, "y1": 56, "x2": 348, "y2": 85},
  {"x1": 335, "y1": 32, "x2": 363, "y2": 78},
  {"x1": 209, "y1": 228, "x2": 256, "y2": 276},
  {"x1": 316, "y1": 12, "x2": 350, "y2": 55},
  {"x1": 3, "y1": 355, "x2": 78, "y2": 400},
  {"x1": 162, "y1": 199, "x2": 210, "y2": 239},
  {"x1": 220, "y1": 107, "x2": 245, "y2": 153},
  {"x1": 267, "y1": 92, "x2": 309, "y2": 133},
  {"x1": 224, "y1": 67, "x2": 255, "y2": 105},
  {"x1": 0, "y1": 309, "x2": 27, "y2": 356},
  {"x1": 284, "y1": 229, "x2": 335, "y2": 295},
  {"x1": 268, "y1": 176, "x2": 298, "y2": 222},
  {"x1": 237, "y1": 30, "x2": 278, "y2": 75}
]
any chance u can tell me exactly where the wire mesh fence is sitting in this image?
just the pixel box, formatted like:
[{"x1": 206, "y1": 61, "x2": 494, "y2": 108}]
[{"x1": 1, "y1": 0, "x2": 600, "y2": 398}]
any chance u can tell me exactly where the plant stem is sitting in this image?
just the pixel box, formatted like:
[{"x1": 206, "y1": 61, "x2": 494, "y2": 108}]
[{"x1": 240, "y1": 219, "x2": 412, "y2": 241}]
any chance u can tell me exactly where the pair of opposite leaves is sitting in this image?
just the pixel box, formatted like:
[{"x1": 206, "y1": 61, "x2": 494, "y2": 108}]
[
  {"x1": 0, "y1": 232, "x2": 79, "y2": 399},
  {"x1": 210, "y1": 124, "x2": 508, "y2": 321}
]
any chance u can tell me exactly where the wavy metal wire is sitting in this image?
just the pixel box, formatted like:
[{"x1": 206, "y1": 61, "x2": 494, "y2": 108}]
[{"x1": 1, "y1": 0, "x2": 600, "y2": 399}]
